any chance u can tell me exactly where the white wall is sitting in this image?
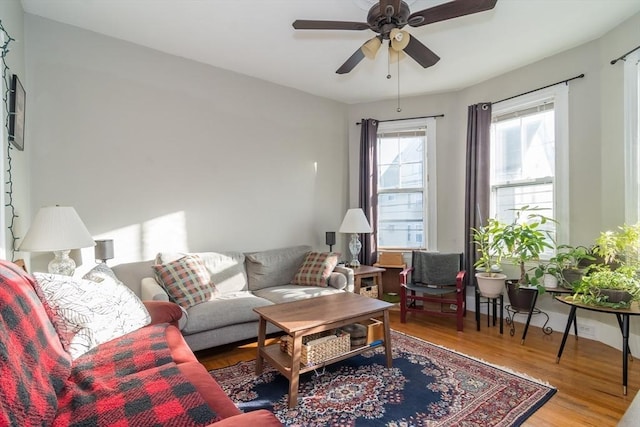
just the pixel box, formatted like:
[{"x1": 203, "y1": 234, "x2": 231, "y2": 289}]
[
  {"x1": 347, "y1": 12, "x2": 640, "y2": 353},
  {"x1": 0, "y1": 0, "x2": 29, "y2": 262},
  {"x1": 22, "y1": 14, "x2": 349, "y2": 271}
]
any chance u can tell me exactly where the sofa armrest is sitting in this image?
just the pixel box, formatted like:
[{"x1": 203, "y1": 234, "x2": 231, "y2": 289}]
[
  {"x1": 333, "y1": 265, "x2": 354, "y2": 292},
  {"x1": 208, "y1": 410, "x2": 282, "y2": 426},
  {"x1": 142, "y1": 301, "x2": 183, "y2": 327},
  {"x1": 142, "y1": 277, "x2": 169, "y2": 301}
]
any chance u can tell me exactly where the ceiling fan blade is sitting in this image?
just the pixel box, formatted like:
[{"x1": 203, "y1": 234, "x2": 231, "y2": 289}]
[
  {"x1": 379, "y1": 0, "x2": 402, "y2": 17},
  {"x1": 403, "y1": 36, "x2": 440, "y2": 68},
  {"x1": 408, "y1": 0, "x2": 497, "y2": 27},
  {"x1": 292, "y1": 20, "x2": 370, "y2": 31},
  {"x1": 336, "y1": 47, "x2": 366, "y2": 74}
]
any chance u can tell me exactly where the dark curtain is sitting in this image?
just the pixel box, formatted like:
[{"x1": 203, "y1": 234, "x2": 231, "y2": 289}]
[
  {"x1": 464, "y1": 103, "x2": 492, "y2": 286},
  {"x1": 359, "y1": 118, "x2": 379, "y2": 266}
]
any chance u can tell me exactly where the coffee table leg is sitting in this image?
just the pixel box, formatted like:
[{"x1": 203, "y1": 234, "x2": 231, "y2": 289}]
[
  {"x1": 288, "y1": 333, "x2": 303, "y2": 408},
  {"x1": 255, "y1": 317, "x2": 266, "y2": 375},
  {"x1": 383, "y1": 310, "x2": 393, "y2": 367}
]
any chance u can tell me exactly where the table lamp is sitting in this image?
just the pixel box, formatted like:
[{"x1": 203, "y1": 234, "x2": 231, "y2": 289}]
[
  {"x1": 19, "y1": 206, "x2": 95, "y2": 276},
  {"x1": 338, "y1": 208, "x2": 372, "y2": 268},
  {"x1": 94, "y1": 239, "x2": 114, "y2": 264}
]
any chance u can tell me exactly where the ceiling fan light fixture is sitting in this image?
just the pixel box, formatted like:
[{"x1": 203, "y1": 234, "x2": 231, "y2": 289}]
[
  {"x1": 390, "y1": 28, "x2": 410, "y2": 51},
  {"x1": 361, "y1": 36, "x2": 382, "y2": 59}
]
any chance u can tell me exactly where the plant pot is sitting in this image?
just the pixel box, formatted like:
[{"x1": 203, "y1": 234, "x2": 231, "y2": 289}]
[
  {"x1": 561, "y1": 268, "x2": 585, "y2": 290},
  {"x1": 543, "y1": 273, "x2": 558, "y2": 289},
  {"x1": 506, "y1": 281, "x2": 538, "y2": 312},
  {"x1": 475, "y1": 272, "x2": 507, "y2": 298},
  {"x1": 593, "y1": 288, "x2": 633, "y2": 304}
]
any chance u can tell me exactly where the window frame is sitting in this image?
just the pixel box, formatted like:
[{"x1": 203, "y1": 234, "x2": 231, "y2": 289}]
[
  {"x1": 376, "y1": 117, "x2": 437, "y2": 250},
  {"x1": 490, "y1": 85, "x2": 570, "y2": 251}
]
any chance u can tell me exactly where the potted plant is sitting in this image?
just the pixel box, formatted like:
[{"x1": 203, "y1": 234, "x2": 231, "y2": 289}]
[
  {"x1": 549, "y1": 244, "x2": 596, "y2": 290},
  {"x1": 472, "y1": 218, "x2": 507, "y2": 298},
  {"x1": 571, "y1": 265, "x2": 640, "y2": 309},
  {"x1": 490, "y1": 206, "x2": 556, "y2": 310},
  {"x1": 593, "y1": 223, "x2": 640, "y2": 270}
]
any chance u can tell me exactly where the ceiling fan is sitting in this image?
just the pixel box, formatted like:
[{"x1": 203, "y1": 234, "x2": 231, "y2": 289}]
[{"x1": 292, "y1": 0, "x2": 498, "y2": 74}]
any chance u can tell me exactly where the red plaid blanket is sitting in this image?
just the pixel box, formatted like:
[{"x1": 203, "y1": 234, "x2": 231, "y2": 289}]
[
  {"x1": 54, "y1": 324, "x2": 220, "y2": 426},
  {"x1": 0, "y1": 261, "x2": 72, "y2": 427}
]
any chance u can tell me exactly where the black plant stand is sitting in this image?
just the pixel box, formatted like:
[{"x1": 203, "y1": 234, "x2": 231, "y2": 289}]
[
  {"x1": 475, "y1": 286, "x2": 503, "y2": 334},
  {"x1": 505, "y1": 285, "x2": 552, "y2": 344}
]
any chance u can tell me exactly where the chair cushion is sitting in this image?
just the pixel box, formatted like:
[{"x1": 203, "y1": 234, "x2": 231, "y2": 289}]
[
  {"x1": 291, "y1": 251, "x2": 339, "y2": 287},
  {"x1": 153, "y1": 254, "x2": 215, "y2": 309},
  {"x1": 411, "y1": 252, "x2": 461, "y2": 285}
]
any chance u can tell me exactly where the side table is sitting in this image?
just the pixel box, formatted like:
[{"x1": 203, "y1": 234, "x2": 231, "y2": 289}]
[{"x1": 351, "y1": 265, "x2": 386, "y2": 299}]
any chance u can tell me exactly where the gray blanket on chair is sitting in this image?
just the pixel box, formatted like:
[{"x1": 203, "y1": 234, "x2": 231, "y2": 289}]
[{"x1": 412, "y1": 252, "x2": 460, "y2": 286}]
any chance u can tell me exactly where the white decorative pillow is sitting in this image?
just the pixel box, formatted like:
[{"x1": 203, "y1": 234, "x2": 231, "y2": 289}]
[{"x1": 33, "y1": 271, "x2": 151, "y2": 359}]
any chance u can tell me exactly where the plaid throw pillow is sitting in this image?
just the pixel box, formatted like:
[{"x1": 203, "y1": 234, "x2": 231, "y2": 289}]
[
  {"x1": 153, "y1": 254, "x2": 215, "y2": 309},
  {"x1": 291, "y1": 251, "x2": 339, "y2": 287}
]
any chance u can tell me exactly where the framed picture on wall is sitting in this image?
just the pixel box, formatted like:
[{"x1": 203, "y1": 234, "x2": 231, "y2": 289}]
[{"x1": 9, "y1": 74, "x2": 25, "y2": 151}]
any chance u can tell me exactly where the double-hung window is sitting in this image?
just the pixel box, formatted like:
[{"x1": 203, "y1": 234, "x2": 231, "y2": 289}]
[
  {"x1": 376, "y1": 118, "x2": 437, "y2": 250},
  {"x1": 490, "y1": 86, "x2": 569, "y2": 257},
  {"x1": 624, "y1": 50, "x2": 640, "y2": 224}
]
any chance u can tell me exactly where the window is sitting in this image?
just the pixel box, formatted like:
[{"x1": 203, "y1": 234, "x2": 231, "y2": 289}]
[
  {"x1": 624, "y1": 50, "x2": 640, "y2": 224},
  {"x1": 376, "y1": 118, "x2": 436, "y2": 250},
  {"x1": 490, "y1": 86, "x2": 569, "y2": 257}
]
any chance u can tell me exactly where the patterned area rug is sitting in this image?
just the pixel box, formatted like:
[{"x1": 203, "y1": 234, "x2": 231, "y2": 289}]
[{"x1": 210, "y1": 330, "x2": 556, "y2": 426}]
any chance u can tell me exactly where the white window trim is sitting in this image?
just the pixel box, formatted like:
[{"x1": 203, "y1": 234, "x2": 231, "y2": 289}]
[
  {"x1": 377, "y1": 117, "x2": 437, "y2": 250},
  {"x1": 624, "y1": 50, "x2": 640, "y2": 225},
  {"x1": 491, "y1": 85, "x2": 569, "y2": 245}
]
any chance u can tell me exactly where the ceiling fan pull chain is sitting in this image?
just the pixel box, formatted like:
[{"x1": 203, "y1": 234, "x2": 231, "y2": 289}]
[
  {"x1": 387, "y1": 44, "x2": 392, "y2": 80},
  {"x1": 397, "y1": 57, "x2": 402, "y2": 112}
]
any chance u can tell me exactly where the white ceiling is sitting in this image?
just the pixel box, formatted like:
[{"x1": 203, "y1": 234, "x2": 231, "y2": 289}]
[{"x1": 20, "y1": 0, "x2": 640, "y2": 104}]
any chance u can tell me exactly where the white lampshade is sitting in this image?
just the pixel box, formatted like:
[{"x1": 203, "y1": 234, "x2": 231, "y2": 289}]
[
  {"x1": 361, "y1": 36, "x2": 382, "y2": 60},
  {"x1": 19, "y1": 206, "x2": 95, "y2": 275},
  {"x1": 19, "y1": 206, "x2": 95, "y2": 252},
  {"x1": 390, "y1": 28, "x2": 410, "y2": 51},
  {"x1": 339, "y1": 208, "x2": 372, "y2": 234}
]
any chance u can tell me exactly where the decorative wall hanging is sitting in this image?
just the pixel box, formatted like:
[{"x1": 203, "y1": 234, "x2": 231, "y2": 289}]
[{"x1": 9, "y1": 74, "x2": 24, "y2": 151}]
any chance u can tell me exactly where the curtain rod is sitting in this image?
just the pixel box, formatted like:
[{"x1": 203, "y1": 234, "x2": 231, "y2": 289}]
[
  {"x1": 493, "y1": 73, "x2": 585, "y2": 105},
  {"x1": 611, "y1": 44, "x2": 640, "y2": 65},
  {"x1": 356, "y1": 114, "x2": 444, "y2": 125}
]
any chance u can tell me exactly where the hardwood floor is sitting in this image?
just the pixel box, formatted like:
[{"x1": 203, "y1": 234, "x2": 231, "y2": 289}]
[{"x1": 195, "y1": 308, "x2": 638, "y2": 426}]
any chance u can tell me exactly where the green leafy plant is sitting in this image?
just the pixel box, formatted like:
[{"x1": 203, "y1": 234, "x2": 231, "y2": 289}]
[
  {"x1": 491, "y1": 205, "x2": 556, "y2": 290},
  {"x1": 471, "y1": 218, "x2": 505, "y2": 275},
  {"x1": 593, "y1": 223, "x2": 640, "y2": 269},
  {"x1": 571, "y1": 266, "x2": 640, "y2": 309}
]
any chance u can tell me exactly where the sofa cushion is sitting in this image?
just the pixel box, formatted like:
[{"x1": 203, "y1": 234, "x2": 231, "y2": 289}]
[
  {"x1": 0, "y1": 261, "x2": 72, "y2": 427},
  {"x1": 291, "y1": 251, "x2": 339, "y2": 287},
  {"x1": 182, "y1": 292, "x2": 273, "y2": 335},
  {"x1": 153, "y1": 254, "x2": 216, "y2": 309},
  {"x1": 245, "y1": 245, "x2": 311, "y2": 291},
  {"x1": 253, "y1": 284, "x2": 345, "y2": 304},
  {"x1": 156, "y1": 251, "x2": 248, "y2": 294},
  {"x1": 55, "y1": 362, "x2": 220, "y2": 426},
  {"x1": 33, "y1": 272, "x2": 151, "y2": 359}
]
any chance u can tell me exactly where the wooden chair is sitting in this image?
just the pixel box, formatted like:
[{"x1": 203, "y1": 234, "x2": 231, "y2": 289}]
[{"x1": 399, "y1": 251, "x2": 466, "y2": 331}]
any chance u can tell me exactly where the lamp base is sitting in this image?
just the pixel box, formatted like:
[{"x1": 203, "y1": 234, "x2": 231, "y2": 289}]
[
  {"x1": 48, "y1": 250, "x2": 76, "y2": 276},
  {"x1": 347, "y1": 233, "x2": 362, "y2": 268}
]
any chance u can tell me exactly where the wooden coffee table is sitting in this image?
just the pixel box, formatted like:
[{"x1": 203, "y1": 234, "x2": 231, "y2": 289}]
[{"x1": 254, "y1": 292, "x2": 393, "y2": 408}]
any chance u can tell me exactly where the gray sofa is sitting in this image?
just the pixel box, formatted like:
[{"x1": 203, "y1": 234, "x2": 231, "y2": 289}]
[{"x1": 112, "y1": 245, "x2": 353, "y2": 351}]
